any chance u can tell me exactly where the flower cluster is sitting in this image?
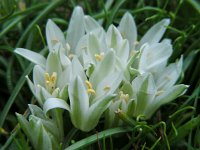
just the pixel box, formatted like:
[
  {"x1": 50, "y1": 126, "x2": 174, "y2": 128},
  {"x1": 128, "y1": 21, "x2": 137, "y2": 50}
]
[{"x1": 15, "y1": 6, "x2": 187, "y2": 137}]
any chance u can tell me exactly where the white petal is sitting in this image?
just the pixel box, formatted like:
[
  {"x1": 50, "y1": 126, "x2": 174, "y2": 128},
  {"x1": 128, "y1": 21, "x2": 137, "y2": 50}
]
[
  {"x1": 90, "y1": 50, "x2": 115, "y2": 89},
  {"x1": 66, "y1": 6, "x2": 85, "y2": 52},
  {"x1": 118, "y1": 12, "x2": 137, "y2": 50},
  {"x1": 88, "y1": 32, "x2": 102, "y2": 61},
  {"x1": 58, "y1": 47, "x2": 71, "y2": 69},
  {"x1": 41, "y1": 87, "x2": 52, "y2": 99},
  {"x1": 74, "y1": 34, "x2": 88, "y2": 55},
  {"x1": 43, "y1": 98, "x2": 70, "y2": 114},
  {"x1": 68, "y1": 76, "x2": 89, "y2": 129},
  {"x1": 145, "y1": 84, "x2": 188, "y2": 118},
  {"x1": 106, "y1": 25, "x2": 123, "y2": 52},
  {"x1": 14, "y1": 48, "x2": 46, "y2": 68},
  {"x1": 139, "y1": 43, "x2": 172, "y2": 74},
  {"x1": 161, "y1": 38, "x2": 172, "y2": 45},
  {"x1": 71, "y1": 56, "x2": 87, "y2": 81},
  {"x1": 156, "y1": 56, "x2": 183, "y2": 90},
  {"x1": 46, "y1": 19, "x2": 66, "y2": 52},
  {"x1": 57, "y1": 66, "x2": 71, "y2": 89},
  {"x1": 25, "y1": 75, "x2": 36, "y2": 94},
  {"x1": 132, "y1": 74, "x2": 156, "y2": 116},
  {"x1": 95, "y1": 72, "x2": 123, "y2": 98},
  {"x1": 138, "y1": 19, "x2": 170, "y2": 48},
  {"x1": 85, "y1": 95, "x2": 114, "y2": 131},
  {"x1": 117, "y1": 39, "x2": 130, "y2": 65},
  {"x1": 84, "y1": 15, "x2": 101, "y2": 33},
  {"x1": 46, "y1": 52, "x2": 62, "y2": 75},
  {"x1": 33, "y1": 65, "x2": 45, "y2": 87},
  {"x1": 81, "y1": 50, "x2": 94, "y2": 70}
]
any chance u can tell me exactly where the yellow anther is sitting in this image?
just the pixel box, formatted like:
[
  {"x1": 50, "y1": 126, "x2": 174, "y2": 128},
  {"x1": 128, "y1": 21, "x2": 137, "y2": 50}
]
[
  {"x1": 115, "y1": 108, "x2": 123, "y2": 114},
  {"x1": 121, "y1": 32, "x2": 125, "y2": 38},
  {"x1": 103, "y1": 86, "x2": 111, "y2": 92},
  {"x1": 134, "y1": 40, "x2": 139, "y2": 46},
  {"x1": 119, "y1": 91, "x2": 129, "y2": 103},
  {"x1": 52, "y1": 39, "x2": 59, "y2": 45},
  {"x1": 85, "y1": 80, "x2": 96, "y2": 95},
  {"x1": 51, "y1": 72, "x2": 57, "y2": 82},
  {"x1": 85, "y1": 80, "x2": 93, "y2": 89},
  {"x1": 66, "y1": 43, "x2": 71, "y2": 50},
  {"x1": 68, "y1": 54, "x2": 75, "y2": 59},
  {"x1": 0, "y1": 127, "x2": 8, "y2": 135},
  {"x1": 156, "y1": 90, "x2": 165, "y2": 96},
  {"x1": 45, "y1": 73, "x2": 50, "y2": 81},
  {"x1": 45, "y1": 72, "x2": 57, "y2": 93},
  {"x1": 95, "y1": 53, "x2": 104, "y2": 61},
  {"x1": 165, "y1": 75, "x2": 171, "y2": 81},
  {"x1": 87, "y1": 89, "x2": 96, "y2": 95}
]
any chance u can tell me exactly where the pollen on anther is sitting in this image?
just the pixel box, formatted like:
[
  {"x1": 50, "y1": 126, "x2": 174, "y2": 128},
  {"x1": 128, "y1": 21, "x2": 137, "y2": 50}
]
[
  {"x1": 85, "y1": 80, "x2": 93, "y2": 89},
  {"x1": 95, "y1": 53, "x2": 104, "y2": 61},
  {"x1": 103, "y1": 86, "x2": 111, "y2": 91},
  {"x1": 155, "y1": 90, "x2": 164, "y2": 96},
  {"x1": 87, "y1": 89, "x2": 96, "y2": 95},
  {"x1": 52, "y1": 39, "x2": 59, "y2": 44}
]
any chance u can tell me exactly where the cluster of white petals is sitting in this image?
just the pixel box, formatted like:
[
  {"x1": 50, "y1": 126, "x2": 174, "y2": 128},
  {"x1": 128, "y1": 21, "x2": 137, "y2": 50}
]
[{"x1": 15, "y1": 6, "x2": 188, "y2": 131}]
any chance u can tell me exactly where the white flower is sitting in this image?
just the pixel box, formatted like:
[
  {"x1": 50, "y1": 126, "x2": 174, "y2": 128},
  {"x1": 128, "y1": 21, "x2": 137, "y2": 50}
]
[
  {"x1": 131, "y1": 73, "x2": 188, "y2": 118},
  {"x1": 14, "y1": 6, "x2": 188, "y2": 132},
  {"x1": 15, "y1": 47, "x2": 71, "y2": 106},
  {"x1": 43, "y1": 51, "x2": 123, "y2": 131}
]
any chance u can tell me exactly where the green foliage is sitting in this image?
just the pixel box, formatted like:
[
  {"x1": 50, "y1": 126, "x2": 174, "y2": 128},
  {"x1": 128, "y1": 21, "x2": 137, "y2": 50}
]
[{"x1": 0, "y1": 0, "x2": 199, "y2": 149}]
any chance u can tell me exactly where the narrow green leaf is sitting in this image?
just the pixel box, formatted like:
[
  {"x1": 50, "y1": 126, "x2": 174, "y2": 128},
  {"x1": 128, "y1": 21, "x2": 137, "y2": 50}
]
[
  {"x1": 64, "y1": 127, "x2": 132, "y2": 150},
  {"x1": 0, "y1": 64, "x2": 33, "y2": 127},
  {"x1": 169, "y1": 116, "x2": 200, "y2": 143}
]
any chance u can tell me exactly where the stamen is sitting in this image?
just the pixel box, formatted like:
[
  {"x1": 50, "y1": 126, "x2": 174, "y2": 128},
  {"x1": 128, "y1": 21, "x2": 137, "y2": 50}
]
[
  {"x1": 45, "y1": 73, "x2": 50, "y2": 81},
  {"x1": 66, "y1": 43, "x2": 70, "y2": 50},
  {"x1": 134, "y1": 40, "x2": 139, "y2": 46},
  {"x1": 87, "y1": 89, "x2": 96, "y2": 95},
  {"x1": 156, "y1": 90, "x2": 164, "y2": 96},
  {"x1": 119, "y1": 91, "x2": 129, "y2": 103},
  {"x1": 115, "y1": 108, "x2": 122, "y2": 114},
  {"x1": 103, "y1": 86, "x2": 111, "y2": 92},
  {"x1": 85, "y1": 80, "x2": 93, "y2": 89},
  {"x1": 164, "y1": 75, "x2": 171, "y2": 80},
  {"x1": 45, "y1": 72, "x2": 57, "y2": 93},
  {"x1": 95, "y1": 53, "x2": 104, "y2": 61},
  {"x1": 51, "y1": 72, "x2": 57, "y2": 82},
  {"x1": 68, "y1": 54, "x2": 75, "y2": 59},
  {"x1": 52, "y1": 39, "x2": 59, "y2": 45},
  {"x1": 85, "y1": 80, "x2": 96, "y2": 95}
]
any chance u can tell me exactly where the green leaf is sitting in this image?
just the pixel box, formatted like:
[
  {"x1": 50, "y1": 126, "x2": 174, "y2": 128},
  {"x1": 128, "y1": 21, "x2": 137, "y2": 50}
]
[
  {"x1": 169, "y1": 116, "x2": 200, "y2": 143},
  {"x1": 64, "y1": 127, "x2": 132, "y2": 150},
  {"x1": 0, "y1": 64, "x2": 33, "y2": 127}
]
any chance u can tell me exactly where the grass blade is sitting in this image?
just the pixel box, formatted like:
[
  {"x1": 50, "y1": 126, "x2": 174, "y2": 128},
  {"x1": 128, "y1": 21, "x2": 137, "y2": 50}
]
[{"x1": 65, "y1": 127, "x2": 132, "y2": 150}]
